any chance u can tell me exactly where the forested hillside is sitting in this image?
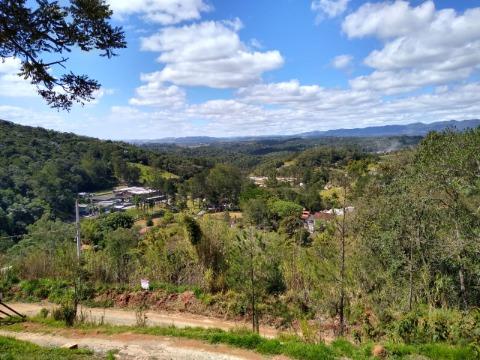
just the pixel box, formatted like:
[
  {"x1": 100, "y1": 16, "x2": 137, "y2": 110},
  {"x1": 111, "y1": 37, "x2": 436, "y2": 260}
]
[
  {"x1": 0, "y1": 120, "x2": 204, "y2": 237},
  {"x1": 0, "y1": 120, "x2": 420, "y2": 239}
]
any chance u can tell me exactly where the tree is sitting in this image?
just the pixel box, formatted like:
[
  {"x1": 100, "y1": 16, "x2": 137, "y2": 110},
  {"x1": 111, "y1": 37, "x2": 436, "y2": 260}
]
[
  {"x1": 242, "y1": 198, "x2": 271, "y2": 229},
  {"x1": 205, "y1": 164, "x2": 243, "y2": 208},
  {"x1": 103, "y1": 228, "x2": 138, "y2": 283},
  {"x1": 124, "y1": 164, "x2": 141, "y2": 185},
  {"x1": 0, "y1": 0, "x2": 126, "y2": 110},
  {"x1": 100, "y1": 212, "x2": 134, "y2": 232},
  {"x1": 268, "y1": 199, "x2": 303, "y2": 220},
  {"x1": 230, "y1": 228, "x2": 268, "y2": 333}
]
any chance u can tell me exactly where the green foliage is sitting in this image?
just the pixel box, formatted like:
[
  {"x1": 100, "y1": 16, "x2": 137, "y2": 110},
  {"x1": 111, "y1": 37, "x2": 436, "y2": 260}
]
[
  {"x1": 0, "y1": 336, "x2": 96, "y2": 359},
  {"x1": 17, "y1": 279, "x2": 71, "y2": 302},
  {"x1": 183, "y1": 215, "x2": 202, "y2": 245},
  {"x1": 103, "y1": 228, "x2": 139, "y2": 283},
  {"x1": 0, "y1": 0, "x2": 126, "y2": 110},
  {"x1": 205, "y1": 164, "x2": 243, "y2": 207},
  {"x1": 100, "y1": 212, "x2": 134, "y2": 232},
  {"x1": 268, "y1": 199, "x2": 303, "y2": 219},
  {"x1": 241, "y1": 198, "x2": 272, "y2": 229},
  {"x1": 0, "y1": 120, "x2": 191, "y2": 241},
  {"x1": 391, "y1": 307, "x2": 480, "y2": 345},
  {"x1": 354, "y1": 128, "x2": 480, "y2": 313}
]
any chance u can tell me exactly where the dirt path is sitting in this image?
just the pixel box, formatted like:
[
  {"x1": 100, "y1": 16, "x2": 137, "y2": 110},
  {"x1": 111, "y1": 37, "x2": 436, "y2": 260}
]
[
  {"x1": 8, "y1": 302, "x2": 279, "y2": 338},
  {"x1": 0, "y1": 329, "x2": 269, "y2": 359}
]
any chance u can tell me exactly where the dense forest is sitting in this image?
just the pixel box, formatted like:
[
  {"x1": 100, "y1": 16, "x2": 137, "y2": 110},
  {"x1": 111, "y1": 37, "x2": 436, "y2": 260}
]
[
  {"x1": 1, "y1": 120, "x2": 479, "y2": 359},
  {"x1": 0, "y1": 120, "x2": 208, "y2": 238},
  {"x1": 0, "y1": 119, "x2": 419, "y2": 238}
]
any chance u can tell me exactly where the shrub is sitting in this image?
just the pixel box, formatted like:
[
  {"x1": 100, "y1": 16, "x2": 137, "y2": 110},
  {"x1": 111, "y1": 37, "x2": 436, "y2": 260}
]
[
  {"x1": 135, "y1": 304, "x2": 148, "y2": 327},
  {"x1": 61, "y1": 302, "x2": 77, "y2": 327},
  {"x1": 391, "y1": 307, "x2": 480, "y2": 345},
  {"x1": 38, "y1": 308, "x2": 49, "y2": 318}
]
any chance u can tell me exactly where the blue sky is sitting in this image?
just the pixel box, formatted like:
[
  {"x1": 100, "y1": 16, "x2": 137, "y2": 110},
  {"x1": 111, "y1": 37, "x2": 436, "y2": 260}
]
[{"x1": 1, "y1": 0, "x2": 480, "y2": 139}]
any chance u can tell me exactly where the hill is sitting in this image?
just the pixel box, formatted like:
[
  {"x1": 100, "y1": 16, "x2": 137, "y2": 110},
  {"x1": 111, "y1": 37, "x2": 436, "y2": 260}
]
[
  {"x1": 0, "y1": 120, "x2": 199, "y2": 239},
  {"x1": 300, "y1": 119, "x2": 480, "y2": 138},
  {"x1": 135, "y1": 119, "x2": 480, "y2": 145}
]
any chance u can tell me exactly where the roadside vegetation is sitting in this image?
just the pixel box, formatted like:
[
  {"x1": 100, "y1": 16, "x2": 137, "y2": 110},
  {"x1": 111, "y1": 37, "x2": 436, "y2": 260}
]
[
  {"x1": 0, "y1": 335, "x2": 99, "y2": 360},
  {"x1": 3, "y1": 314, "x2": 479, "y2": 360}
]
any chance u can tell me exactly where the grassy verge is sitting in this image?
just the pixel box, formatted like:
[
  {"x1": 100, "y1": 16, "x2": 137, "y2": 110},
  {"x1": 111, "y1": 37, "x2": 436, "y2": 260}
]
[
  {"x1": 0, "y1": 336, "x2": 99, "y2": 360},
  {"x1": 3, "y1": 317, "x2": 479, "y2": 360}
]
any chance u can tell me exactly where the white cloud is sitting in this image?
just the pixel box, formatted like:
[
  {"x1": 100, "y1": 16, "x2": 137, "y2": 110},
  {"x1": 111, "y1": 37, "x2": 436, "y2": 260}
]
[
  {"x1": 342, "y1": 1, "x2": 435, "y2": 39},
  {"x1": 344, "y1": 2, "x2": 480, "y2": 93},
  {"x1": 107, "y1": 0, "x2": 211, "y2": 24},
  {"x1": 129, "y1": 81, "x2": 186, "y2": 108},
  {"x1": 4, "y1": 80, "x2": 480, "y2": 139},
  {"x1": 0, "y1": 58, "x2": 36, "y2": 97},
  {"x1": 0, "y1": 105, "x2": 64, "y2": 129},
  {"x1": 311, "y1": 0, "x2": 350, "y2": 22},
  {"x1": 350, "y1": 68, "x2": 472, "y2": 94},
  {"x1": 101, "y1": 81, "x2": 480, "y2": 138},
  {"x1": 139, "y1": 19, "x2": 284, "y2": 88},
  {"x1": 331, "y1": 54, "x2": 353, "y2": 69},
  {"x1": 237, "y1": 80, "x2": 375, "y2": 109}
]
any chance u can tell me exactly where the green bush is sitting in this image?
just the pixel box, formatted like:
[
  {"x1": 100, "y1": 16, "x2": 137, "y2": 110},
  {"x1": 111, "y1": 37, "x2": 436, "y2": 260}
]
[
  {"x1": 391, "y1": 307, "x2": 480, "y2": 345},
  {"x1": 0, "y1": 268, "x2": 19, "y2": 294},
  {"x1": 18, "y1": 279, "x2": 71, "y2": 302},
  {"x1": 38, "y1": 308, "x2": 49, "y2": 318},
  {"x1": 51, "y1": 292, "x2": 77, "y2": 327}
]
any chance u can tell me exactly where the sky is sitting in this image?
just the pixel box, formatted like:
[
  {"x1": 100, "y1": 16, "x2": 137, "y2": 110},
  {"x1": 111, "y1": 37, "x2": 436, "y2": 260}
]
[{"x1": 1, "y1": 0, "x2": 480, "y2": 139}]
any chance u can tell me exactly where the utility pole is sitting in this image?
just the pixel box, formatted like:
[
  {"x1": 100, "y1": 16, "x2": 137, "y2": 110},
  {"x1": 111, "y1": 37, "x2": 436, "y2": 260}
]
[
  {"x1": 74, "y1": 198, "x2": 82, "y2": 321},
  {"x1": 75, "y1": 198, "x2": 81, "y2": 261}
]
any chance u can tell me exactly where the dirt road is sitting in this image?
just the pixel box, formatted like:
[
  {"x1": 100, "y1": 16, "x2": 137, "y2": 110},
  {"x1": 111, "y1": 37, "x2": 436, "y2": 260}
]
[
  {"x1": 8, "y1": 302, "x2": 279, "y2": 338},
  {"x1": 0, "y1": 329, "x2": 269, "y2": 359}
]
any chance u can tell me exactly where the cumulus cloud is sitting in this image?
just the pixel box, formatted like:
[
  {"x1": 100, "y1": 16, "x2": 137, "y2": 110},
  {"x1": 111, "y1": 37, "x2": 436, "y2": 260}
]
[
  {"x1": 311, "y1": 0, "x2": 350, "y2": 22},
  {"x1": 350, "y1": 68, "x2": 473, "y2": 94},
  {"x1": 344, "y1": 1, "x2": 480, "y2": 93},
  {"x1": 331, "y1": 54, "x2": 353, "y2": 69},
  {"x1": 0, "y1": 105, "x2": 65, "y2": 129},
  {"x1": 93, "y1": 80, "x2": 480, "y2": 138},
  {"x1": 237, "y1": 80, "x2": 374, "y2": 109},
  {"x1": 4, "y1": 80, "x2": 480, "y2": 139},
  {"x1": 129, "y1": 81, "x2": 186, "y2": 108},
  {"x1": 140, "y1": 19, "x2": 284, "y2": 88},
  {"x1": 0, "y1": 58, "x2": 36, "y2": 97},
  {"x1": 342, "y1": 1, "x2": 435, "y2": 39},
  {"x1": 107, "y1": 0, "x2": 211, "y2": 24}
]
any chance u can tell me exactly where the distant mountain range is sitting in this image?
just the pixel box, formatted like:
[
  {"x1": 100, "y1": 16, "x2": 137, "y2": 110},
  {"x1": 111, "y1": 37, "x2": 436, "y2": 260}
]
[{"x1": 131, "y1": 119, "x2": 480, "y2": 145}]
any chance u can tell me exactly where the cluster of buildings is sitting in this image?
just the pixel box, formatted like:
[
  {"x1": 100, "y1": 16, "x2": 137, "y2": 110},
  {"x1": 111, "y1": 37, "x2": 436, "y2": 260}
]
[
  {"x1": 78, "y1": 186, "x2": 165, "y2": 217},
  {"x1": 249, "y1": 176, "x2": 297, "y2": 187},
  {"x1": 301, "y1": 207, "x2": 355, "y2": 233}
]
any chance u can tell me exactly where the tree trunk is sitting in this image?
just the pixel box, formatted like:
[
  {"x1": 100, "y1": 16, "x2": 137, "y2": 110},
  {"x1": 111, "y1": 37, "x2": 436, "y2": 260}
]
[{"x1": 458, "y1": 267, "x2": 467, "y2": 309}]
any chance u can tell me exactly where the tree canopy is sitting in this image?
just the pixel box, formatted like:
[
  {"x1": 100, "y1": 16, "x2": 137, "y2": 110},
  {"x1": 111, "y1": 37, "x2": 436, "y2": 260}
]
[{"x1": 0, "y1": 0, "x2": 126, "y2": 109}]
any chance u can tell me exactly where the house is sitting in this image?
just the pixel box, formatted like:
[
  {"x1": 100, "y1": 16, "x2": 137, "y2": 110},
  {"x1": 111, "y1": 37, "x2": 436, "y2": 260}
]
[
  {"x1": 302, "y1": 208, "x2": 355, "y2": 233},
  {"x1": 249, "y1": 176, "x2": 268, "y2": 187},
  {"x1": 303, "y1": 211, "x2": 335, "y2": 233},
  {"x1": 248, "y1": 176, "x2": 297, "y2": 188},
  {"x1": 301, "y1": 210, "x2": 311, "y2": 220},
  {"x1": 321, "y1": 206, "x2": 354, "y2": 216},
  {"x1": 113, "y1": 186, "x2": 160, "y2": 200},
  {"x1": 78, "y1": 203, "x2": 92, "y2": 216}
]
